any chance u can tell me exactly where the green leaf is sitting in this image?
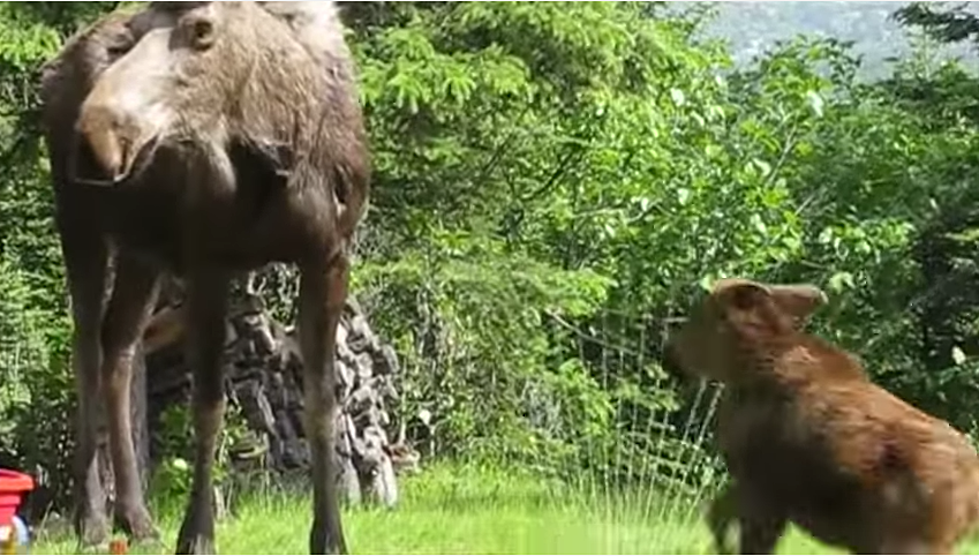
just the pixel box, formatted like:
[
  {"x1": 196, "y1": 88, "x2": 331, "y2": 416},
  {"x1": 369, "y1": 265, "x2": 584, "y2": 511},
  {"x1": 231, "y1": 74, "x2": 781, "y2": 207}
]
[
  {"x1": 670, "y1": 88, "x2": 686, "y2": 107},
  {"x1": 805, "y1": 90, "x2": 824, "y2": 117},
  {"x1": 952, "y1": 346, "x2": 967, "y2": 366},
  {"x1": 827, "y1": 271, "x2": 855, "y2": 293}
]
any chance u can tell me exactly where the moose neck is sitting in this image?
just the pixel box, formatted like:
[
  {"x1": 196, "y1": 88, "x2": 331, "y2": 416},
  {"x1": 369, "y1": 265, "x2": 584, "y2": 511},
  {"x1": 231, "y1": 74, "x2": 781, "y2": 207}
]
[{"x1": 732, "y1": 330, "x2": 817, "y2": 390}]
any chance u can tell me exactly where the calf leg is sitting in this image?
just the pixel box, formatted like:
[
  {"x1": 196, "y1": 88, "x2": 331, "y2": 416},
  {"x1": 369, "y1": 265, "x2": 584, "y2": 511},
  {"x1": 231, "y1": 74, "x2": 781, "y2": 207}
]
[
  {"x1": 707, "y1": 483, "x2": 739, "y2": 554},
  {"x1": 732, "y1": 487, "x2": 786, "y2": 555},
  {"x1": 875, "y1": 538, "x2": 951, "y2": 554},
  {"x1": 739, "y1": 514, "x2": 786, "y2": 555},
  {"x1": 62, "y1": 233, "x2": 111, "y2": 548},
  {"x1": 175, "y1": 271, "x2": 230, "y2": 555},
  {"x1": 299, "y1": 254, "x2": 349, "y2": 555},
  {"x1": 100, "y1": 253, "x2": 160, "y2": 540}
]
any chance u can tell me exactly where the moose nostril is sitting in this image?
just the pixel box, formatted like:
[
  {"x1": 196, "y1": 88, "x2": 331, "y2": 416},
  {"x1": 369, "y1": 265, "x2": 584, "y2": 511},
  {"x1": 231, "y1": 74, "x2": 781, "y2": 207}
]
[{"x1": 70, "y1": 130, "x2": 122, "y2": 186}]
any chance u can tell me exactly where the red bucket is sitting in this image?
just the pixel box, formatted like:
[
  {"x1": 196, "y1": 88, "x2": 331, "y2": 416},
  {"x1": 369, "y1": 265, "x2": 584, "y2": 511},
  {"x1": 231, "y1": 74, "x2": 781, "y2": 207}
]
[{"x1": 0, "y1": 469, "x2": 33, "y2": 527}]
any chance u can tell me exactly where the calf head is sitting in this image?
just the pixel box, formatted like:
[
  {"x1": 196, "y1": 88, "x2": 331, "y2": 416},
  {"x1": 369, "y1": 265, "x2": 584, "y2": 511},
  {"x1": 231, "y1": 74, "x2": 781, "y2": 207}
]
[{"x1": 663, "y1": 278, "x2": 827, "y2": 384}]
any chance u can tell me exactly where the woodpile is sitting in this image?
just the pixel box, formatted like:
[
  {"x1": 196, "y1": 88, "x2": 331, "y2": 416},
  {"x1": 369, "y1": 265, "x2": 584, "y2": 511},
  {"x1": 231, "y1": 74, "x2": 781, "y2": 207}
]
[{"x1": 142, "y1": 291, "x2": 418, "y2": 508}]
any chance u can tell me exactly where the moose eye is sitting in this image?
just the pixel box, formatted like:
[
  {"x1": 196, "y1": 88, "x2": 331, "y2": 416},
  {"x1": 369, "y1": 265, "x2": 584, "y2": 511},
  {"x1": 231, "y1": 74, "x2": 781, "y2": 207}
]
[
  {"x1": 106, "y1": 44, "x2": 130, "y2": 58},
  {"x1": 105, "y1": 27, "x2": 134, "y2": 58},
  {"x1": 190, "y1": 17, "x2": 214, "y2": 49}
]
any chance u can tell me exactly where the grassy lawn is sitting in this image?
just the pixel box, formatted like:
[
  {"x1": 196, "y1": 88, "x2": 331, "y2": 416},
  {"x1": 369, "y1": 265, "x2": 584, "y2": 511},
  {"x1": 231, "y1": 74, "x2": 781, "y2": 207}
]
[{"x1": 31, "y1": 462, "x2": 979, "y2": 555}]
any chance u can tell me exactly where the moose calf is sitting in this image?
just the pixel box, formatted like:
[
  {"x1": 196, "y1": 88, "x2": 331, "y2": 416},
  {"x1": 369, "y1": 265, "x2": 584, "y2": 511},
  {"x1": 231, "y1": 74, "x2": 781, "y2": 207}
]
[{"x1": 663, "y1": 278, "x2": 979, "y2": 554}]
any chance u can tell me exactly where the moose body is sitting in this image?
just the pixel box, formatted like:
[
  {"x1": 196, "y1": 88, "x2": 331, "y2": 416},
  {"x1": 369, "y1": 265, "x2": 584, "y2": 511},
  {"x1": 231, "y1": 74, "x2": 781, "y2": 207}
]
[
  {"x1": 39, "y1": 2, "x2": 368, "y2": 553},
  {"x1": 664, "y1": 279, "x2": 979, "y2": 554}
]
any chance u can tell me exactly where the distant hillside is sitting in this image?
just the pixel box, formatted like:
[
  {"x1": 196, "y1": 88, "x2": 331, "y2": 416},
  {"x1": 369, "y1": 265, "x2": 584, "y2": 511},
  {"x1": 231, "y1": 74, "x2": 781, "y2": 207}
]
[{"x1": 694, "y1": 1, "x2": 979, "y2": 78}]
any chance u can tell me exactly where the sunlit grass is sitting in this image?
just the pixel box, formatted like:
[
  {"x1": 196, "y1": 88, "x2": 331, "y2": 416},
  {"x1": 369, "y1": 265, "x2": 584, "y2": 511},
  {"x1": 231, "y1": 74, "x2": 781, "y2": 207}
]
[{"x1": 34, "y1": 461, "x2": 979, "y2": 555}]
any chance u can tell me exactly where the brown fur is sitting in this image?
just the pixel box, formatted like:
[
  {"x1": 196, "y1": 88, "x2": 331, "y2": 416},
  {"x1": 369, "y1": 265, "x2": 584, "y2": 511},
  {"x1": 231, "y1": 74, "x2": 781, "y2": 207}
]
[
  {"x1": 664, "y1": 279, "x2": 979, "y2": 554},
  {"x1": 38, "y1": 2, "x2": 368, "y2": 554}
]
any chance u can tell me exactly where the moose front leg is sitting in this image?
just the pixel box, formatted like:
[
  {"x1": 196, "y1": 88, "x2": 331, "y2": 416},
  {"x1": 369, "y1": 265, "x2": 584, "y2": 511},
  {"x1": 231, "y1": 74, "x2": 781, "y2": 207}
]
[
  {"x1": 299, "y1": 254, "x2": 349, "y2": 555},
  {"x1": 62, "y1": 231, "x2": 111, "y2": 549},
  {"x1": 175, "y1": 270, "x2": 230, "y2": 555},
  {"x1": 99, "y1": 253, "x2": 161, "y2": 541}
]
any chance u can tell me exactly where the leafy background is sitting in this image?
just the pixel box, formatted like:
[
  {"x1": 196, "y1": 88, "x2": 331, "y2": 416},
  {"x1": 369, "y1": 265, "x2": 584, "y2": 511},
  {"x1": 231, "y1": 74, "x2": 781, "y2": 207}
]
[{"x1": 3, "y1": 0, "x2": 979, "y2": 520}]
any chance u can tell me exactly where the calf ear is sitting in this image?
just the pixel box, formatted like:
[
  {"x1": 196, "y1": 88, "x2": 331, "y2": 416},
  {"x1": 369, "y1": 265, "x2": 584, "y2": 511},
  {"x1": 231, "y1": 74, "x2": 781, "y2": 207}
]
[
  {"x1": 769, "y1": 284, "x2": 827, "y2": 328},
  {"x1": 713, "y1": 280, "x2": 788, "y2": 339},
  {"x1": 711, "y1": 279, "x2": 771, "y2": 310}
]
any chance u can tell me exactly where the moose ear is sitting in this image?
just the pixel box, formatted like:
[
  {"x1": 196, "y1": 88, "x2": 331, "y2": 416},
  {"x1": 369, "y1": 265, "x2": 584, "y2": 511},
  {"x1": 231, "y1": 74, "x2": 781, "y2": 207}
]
[
  {"x1": 714, "y1": 280, "x2": 771, "y2": 311},
  {"x1": 768, "y1": 284, "x2": 827, "y2": 328},
  {"x1": 712, "y1": 279, "x2": 785, "y2": 338},
  {"x1": 229, "y1": 137, "x2": 295, "y2": 183},
  {"x1": 150, "y1": 2, "x2": 212, "y2": 12}
]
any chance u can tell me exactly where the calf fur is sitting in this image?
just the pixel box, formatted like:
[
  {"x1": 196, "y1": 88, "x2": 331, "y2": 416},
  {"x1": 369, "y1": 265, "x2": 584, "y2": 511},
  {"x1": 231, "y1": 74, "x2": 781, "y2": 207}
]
[{"x1": 664, "y1": 278, "x2": 979, "y2": 554}]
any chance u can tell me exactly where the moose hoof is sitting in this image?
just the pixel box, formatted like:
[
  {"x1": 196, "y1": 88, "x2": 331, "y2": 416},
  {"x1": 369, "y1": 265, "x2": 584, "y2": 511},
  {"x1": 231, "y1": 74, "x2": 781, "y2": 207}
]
[
  {"x1": 74, "y1": 508, "x2": 110, "y2": 549},
  {"x1": 115, "y1": 506, "x2": 160, "y2": 542},
  {"x1": 309, "y1": 519, "x2": 347, "y2": 555},
  {"x1": 175, "y1": 534, "x2": 215, "y2": 555},
  {"x1": 176, "y1": 505, "x2": 215, "y2": 555}
]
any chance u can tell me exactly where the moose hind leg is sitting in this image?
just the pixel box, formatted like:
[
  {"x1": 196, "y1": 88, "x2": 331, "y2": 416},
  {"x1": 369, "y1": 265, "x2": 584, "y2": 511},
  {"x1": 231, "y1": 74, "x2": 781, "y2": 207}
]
[
  {"x1": 100, "y1": 253, "x2": 161, "y2": 541},
  {"x1": 63, "y1": 234, "x2": 111, "y2": 548},
  {"x1": 175, "y1": 272, "x2": 230, "y2": 555},
  {"x1": 299, "y1": 254, "x2": 349, "y2": 555}
]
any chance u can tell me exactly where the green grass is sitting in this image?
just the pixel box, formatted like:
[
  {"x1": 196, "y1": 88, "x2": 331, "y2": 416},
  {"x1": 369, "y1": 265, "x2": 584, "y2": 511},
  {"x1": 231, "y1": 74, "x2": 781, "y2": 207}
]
[{"x1": 30, "y1": 463, "x2": 979, "y2": 554}]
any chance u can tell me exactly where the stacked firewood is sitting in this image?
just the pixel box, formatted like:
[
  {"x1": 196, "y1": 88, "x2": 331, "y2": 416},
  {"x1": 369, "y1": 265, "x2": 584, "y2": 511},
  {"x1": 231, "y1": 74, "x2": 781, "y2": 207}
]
[{"x1": 143, "y1": 291, "x2": 418, "y2": 508}]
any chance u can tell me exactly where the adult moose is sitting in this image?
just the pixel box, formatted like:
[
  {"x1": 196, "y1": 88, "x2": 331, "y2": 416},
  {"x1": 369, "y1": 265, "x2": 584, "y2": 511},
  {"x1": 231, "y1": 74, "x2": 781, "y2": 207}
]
[{"x1": 39, "y1": 2, "x2": 369, "y2": 553}]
